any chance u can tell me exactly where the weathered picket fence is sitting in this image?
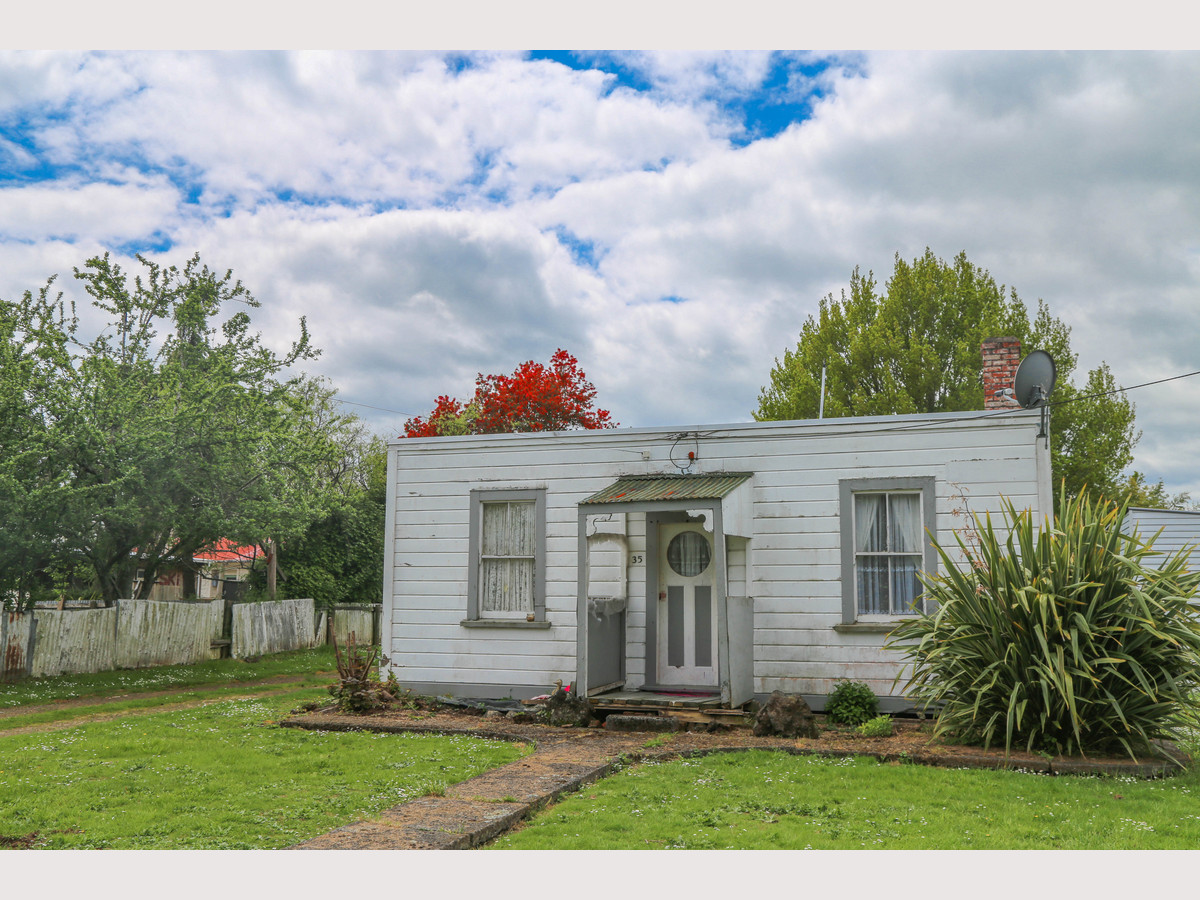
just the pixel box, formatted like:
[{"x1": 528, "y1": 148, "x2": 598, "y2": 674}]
[
  {"x1": 329, "y1": 603, "x2": 381, "y2": 648},
  {"x1": 0, "y1": 597, "x2": 341, "y2": 680},
  {"x1": 230, "y1": 597, "x2": 318, "y2": 659}
]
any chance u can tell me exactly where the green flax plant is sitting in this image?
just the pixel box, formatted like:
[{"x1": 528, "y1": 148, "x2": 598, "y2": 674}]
[{"x1": 889, "y1": 489, "x2": 1200, "y2": 759}]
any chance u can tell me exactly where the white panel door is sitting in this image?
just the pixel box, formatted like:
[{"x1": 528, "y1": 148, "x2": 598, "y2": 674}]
[{"x1": 657, "y1": 523, "x2": 718, "y2": 688}]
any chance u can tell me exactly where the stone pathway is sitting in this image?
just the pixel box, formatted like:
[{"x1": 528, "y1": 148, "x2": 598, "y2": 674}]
[{"x1": 286, "y1": 720, "x2": 649, "y2": 849}]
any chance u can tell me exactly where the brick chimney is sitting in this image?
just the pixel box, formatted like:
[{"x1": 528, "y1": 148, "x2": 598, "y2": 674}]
[{"x1": 981, "y1": 337, "x2": 1021, "y2": 409}]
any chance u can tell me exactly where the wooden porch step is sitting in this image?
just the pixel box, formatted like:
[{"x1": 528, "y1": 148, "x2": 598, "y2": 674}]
[
  {"x1": 588, "y1": 690, "x2": 752, "y2": 728},
  {"x1": 590, "y1": 690, "x2": 724, "y2": 709}
]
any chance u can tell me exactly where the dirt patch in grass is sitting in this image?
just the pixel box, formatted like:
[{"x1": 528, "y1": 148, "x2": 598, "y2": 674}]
[
  {"x1": 0, "y1": 831, "x2": 40, "y2": 849},
  {"x1": 0, "y1": 673, "x2": 309, "y2": 720},
  {"x1": 0, "y1": 683, "x2": 316, "y2": 736}
]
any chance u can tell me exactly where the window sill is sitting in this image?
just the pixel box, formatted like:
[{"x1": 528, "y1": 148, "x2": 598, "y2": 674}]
[
  {"x1": 833, "y1": 622, "x2": 900, "y2": 635},
  {"x1": 460, "y1": 618, "x2": 551, "y2": 630}
]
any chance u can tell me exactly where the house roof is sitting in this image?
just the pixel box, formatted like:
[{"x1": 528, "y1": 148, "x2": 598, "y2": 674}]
[
  {"x1": 193, "y1": 540, "x2": 261, "y2": 563},
  {"x1": 391, "y1": 407, "x2": 1044, "y2": 448},
  {"x1": 581, "y1": 472, "x2": 752, "y2": 505}
]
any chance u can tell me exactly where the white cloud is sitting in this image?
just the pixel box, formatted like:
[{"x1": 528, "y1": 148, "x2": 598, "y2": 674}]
[
  {"x1": 0, "y1": 51, "x2": 136, "y2": 110},
  {"x1": 159, "y1": 203, "x2": 601, "y2": 422},
  {"x1": 0, "y1": 174, "x2": 181, "y2": 242},
  {"x1": 6, "y1": 51, "x2": 729, "y2": 212},
  {"x1": 586, "y1": 51, "x2": 776, "y2": 100},
  {"x1": 3, "y1": 49, "x2": 1200, "y2": 496},
  {"x1": 525, "y1": 51, "x2": 1200, "y2": 489},
  {"x1": 0, "y1": 135, "x2": 37, "y2": 171}
]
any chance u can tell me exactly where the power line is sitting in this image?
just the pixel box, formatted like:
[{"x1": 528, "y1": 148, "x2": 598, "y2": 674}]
[
  {"x1": 1046, "y1": 368, "x2": 1200, "y2": 411},
  {"x1": 732, "y1": 364, "x2": 1200, "y2": 442},
  {"x1": 330, "y1": 397, "x2": 417, "y2": 418}
]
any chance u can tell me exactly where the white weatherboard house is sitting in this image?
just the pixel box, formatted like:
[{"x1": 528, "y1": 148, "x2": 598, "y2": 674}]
[
  {"x1": 383, "y1": 405, "x2": 1053, "y2": 712},
  {"x1": 1126, "y1": 507, "x2": 1200, "y2": 571}
]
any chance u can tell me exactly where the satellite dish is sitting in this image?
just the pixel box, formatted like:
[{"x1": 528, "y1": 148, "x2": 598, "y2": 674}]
[{"x1": 1014, "y1": 350, "x2": 1057, "y2": 409}]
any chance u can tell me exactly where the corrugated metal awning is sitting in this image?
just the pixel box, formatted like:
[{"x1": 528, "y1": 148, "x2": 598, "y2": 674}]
[{"x1": 581, "y1": 473, "x2": 752, "y2": 505}]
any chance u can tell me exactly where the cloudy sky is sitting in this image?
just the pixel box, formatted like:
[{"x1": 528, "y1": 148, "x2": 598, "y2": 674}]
[{"x1": 2, "y1": 47, "x2": 1199, "y2": 495}]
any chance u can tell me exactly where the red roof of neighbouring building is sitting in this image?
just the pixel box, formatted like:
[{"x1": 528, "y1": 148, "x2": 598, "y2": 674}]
[{"x1": 193, "y1": 540, "x2": 261, "y2": 563}]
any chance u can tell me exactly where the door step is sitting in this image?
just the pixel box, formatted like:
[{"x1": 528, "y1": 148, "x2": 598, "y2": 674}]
[
  {"x1": 591, "y1": 695, "x2": 753, "y2": 729},
  {"x1": 602, "y1": 707, "x2": 752, "y2": 729},
  {"x1": 604, "y1": 714, "x2": 682, "y2": 733}
]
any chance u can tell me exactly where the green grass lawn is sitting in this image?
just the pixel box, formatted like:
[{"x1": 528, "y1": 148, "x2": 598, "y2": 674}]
[
  {"x1": 493, "y1": 749, "x2": 1200, "y2": 850},
  {"x1": 9, "y1": 651, "x2": 1200, "y2": 851},
  {"x1": 0, "y1": 690, "x2": 528, "y2": 849},
  {"x1": 0, "y1": 651, "x2": 529, "y2": 849}
]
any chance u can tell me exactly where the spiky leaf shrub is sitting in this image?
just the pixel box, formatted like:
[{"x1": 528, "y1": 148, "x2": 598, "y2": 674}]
[{"x1": 889, "y1": 490, "x2": 1200, "y2": 759}]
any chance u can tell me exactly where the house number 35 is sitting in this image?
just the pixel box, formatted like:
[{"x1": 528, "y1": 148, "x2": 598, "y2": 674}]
[{"x1": 629, "y1": 554, "x2": 644, "y2": 564}]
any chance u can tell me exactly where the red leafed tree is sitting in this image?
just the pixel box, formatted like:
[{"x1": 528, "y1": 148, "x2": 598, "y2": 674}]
[
  {"x1": 403, "y1": 394, "x2": 468, "y2": 438},
  {"x1": 404, "y1": 349, "x2": 616, "y2": 437}
]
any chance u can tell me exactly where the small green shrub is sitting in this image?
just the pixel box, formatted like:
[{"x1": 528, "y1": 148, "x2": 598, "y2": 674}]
[
  {"x1": 825, "y1": 680, "x2": 878, "y2": 726},
  {"x1": 889, "y1": 488, "x2": 1200, "y2": 759},
  {"x1": 857, "y1": 715, "x2": 894, "y2": 737}
]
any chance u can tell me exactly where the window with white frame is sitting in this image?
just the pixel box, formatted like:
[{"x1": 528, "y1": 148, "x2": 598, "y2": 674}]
[
  {"x1": 467, "y1": 488, "x2": 546, "y2": 623},
  {"x1": 839, "y1": 477, "x2": 936, "y2": 622}
]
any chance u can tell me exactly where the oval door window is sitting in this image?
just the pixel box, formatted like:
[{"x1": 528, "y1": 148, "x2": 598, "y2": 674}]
[{"x1": 666, "y1": 531, "x2": 711, "y2": 577}]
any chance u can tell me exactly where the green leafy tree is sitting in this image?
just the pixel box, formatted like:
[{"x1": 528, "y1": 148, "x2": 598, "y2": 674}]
[
  {"x1": 254, "y1": 420, "x2": 389, "y2": 609},
  {"x1": 1, "y1": 254, "x2": 347, "y2": 608},
  {"x1": 1117, "y1": 471, "x2": 1193, "y2": 510},
  {"x1": 756, "y1": 249, "x2": 1138, "y2": 503},
  {"x1": 0, "y1": 290, "x2": 72, "y2": 605}
]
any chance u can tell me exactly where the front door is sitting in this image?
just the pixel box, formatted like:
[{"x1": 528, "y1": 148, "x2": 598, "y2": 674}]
[{"x1": 657, "y1": 523, "x2": 718, "y2": 688}]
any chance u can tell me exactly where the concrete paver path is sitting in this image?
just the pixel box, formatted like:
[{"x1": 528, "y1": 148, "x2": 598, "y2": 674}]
[{"x1": 286, "y1": 719, "x2": 649, "y2": 849}]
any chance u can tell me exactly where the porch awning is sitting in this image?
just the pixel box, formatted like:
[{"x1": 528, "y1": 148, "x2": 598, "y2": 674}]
[{"x1": 581, "y1": 472, "x2": 752, "y2": 505}]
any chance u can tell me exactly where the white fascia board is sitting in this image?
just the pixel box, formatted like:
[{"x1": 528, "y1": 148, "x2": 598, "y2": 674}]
[{"x1": 389, "y1": 408, "x2": 1043, "y2": 451}]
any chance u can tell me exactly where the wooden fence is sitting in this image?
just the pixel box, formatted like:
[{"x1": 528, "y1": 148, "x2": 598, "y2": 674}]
[
  {"x1": 21, "y1": 606, "x2": 120, "y2": 677},
  {"x1": 330, "y1": 604, "x2": 381, "y2": 647},
  {"x1": 116, "y1": 599, "x2": 224, "y2": 669},
  {"x1": 230, "y1": 598, "x2": 318, "y2": 659},
  {"x1": 0, "y1": 597, "x2": 354, "y2": 680},
  {"x1": 3, "y1": 611, "x2": 35, "y2": 681}
]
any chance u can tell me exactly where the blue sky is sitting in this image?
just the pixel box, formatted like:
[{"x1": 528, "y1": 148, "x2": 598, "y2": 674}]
[
  {"x1": 3, "y1": 49, "x2": 1200, "y2": 497},
  {"x1": 527, "y1": 51, "x2": 842, "y2": 145}
]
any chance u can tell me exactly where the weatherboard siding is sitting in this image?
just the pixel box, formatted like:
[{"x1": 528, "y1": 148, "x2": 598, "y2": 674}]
[
  {"x1": 1126, "y1": 508, "x2": 1200, "y2": 571},
  {"x1": 385, "y1": 411, "x2": 1047, "y2": 701}
]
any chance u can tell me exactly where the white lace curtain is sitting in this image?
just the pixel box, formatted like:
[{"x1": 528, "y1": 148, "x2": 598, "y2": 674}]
[
  {"x1": 855, "y1": 493, "x2": 922, "y2": 614},
  {"x1": 480, "y1": 500, "x2": 535, "y2": 614},
  {"x1": 666, "y1": 531, "x2": 711, "y2": 577}
]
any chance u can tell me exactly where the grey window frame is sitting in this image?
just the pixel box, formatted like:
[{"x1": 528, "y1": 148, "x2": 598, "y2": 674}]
[
  {"x1": 465, "y1": 488, "x2": 548, "y2": 626},
  {"x1": 839, "y1": 476, "x2": 937, "y2": 625}
]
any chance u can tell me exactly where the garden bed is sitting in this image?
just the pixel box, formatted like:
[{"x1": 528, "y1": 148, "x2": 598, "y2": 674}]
[{"x1": 284, "y1": 702, "x2": 1190, "y2": 778}]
